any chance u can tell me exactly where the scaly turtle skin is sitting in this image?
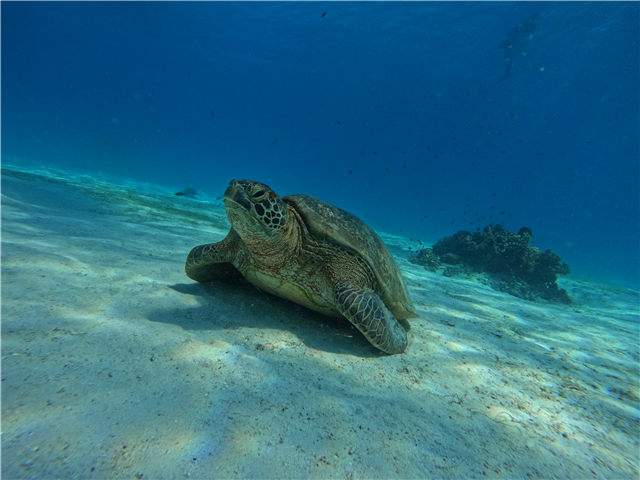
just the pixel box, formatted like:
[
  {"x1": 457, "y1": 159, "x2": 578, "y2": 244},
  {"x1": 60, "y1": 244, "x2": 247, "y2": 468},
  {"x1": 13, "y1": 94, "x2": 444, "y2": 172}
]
[{"x1": 185, "y1": 179, "x2": 418, "y2": 354}]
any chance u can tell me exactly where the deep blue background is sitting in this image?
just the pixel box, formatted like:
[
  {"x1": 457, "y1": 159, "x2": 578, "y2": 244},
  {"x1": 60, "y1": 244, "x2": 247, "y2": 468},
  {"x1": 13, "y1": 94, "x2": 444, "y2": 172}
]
[{"x1": 3, "y1": 2, "x2": 639, "y2": 287}]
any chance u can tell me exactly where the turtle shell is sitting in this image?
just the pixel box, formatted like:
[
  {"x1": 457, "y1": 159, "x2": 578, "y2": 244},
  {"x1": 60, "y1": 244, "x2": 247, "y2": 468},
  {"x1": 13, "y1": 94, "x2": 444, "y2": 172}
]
[{"x1": 282, "y1": 194, "x2": 418, "y2": 320}]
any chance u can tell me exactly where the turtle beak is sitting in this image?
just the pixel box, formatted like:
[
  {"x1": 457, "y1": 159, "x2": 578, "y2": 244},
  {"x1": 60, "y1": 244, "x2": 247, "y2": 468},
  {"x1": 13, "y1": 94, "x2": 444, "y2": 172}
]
[{"x1": 223, "y1": 181, "x2": 252, "y2": 212}]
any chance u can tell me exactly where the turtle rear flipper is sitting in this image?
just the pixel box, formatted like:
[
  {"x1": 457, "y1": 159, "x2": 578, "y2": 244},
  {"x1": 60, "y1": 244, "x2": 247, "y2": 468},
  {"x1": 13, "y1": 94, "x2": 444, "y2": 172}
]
[{"x1": 334, "y1": 283, "x2": 408, "y2": 355}]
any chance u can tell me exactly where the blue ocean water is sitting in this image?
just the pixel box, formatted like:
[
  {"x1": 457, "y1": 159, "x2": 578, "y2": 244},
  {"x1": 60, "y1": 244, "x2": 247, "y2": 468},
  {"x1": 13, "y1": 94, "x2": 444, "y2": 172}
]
[{"x1": 3, "y1": 1, "x2": 638, "y2": 288}]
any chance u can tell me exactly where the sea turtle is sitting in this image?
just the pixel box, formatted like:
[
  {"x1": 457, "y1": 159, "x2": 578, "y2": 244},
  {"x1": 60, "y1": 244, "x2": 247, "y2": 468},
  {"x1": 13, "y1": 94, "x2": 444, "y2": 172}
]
[{"x1": 185, "y1": 179, "x2": 418, "y2": 354}]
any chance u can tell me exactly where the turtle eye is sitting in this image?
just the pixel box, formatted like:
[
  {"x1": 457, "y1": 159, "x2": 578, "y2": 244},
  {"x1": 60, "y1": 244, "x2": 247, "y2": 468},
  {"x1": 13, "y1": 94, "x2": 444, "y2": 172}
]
[{"x1": 252, "y1": 189, "x2": 267, "y2": 198}]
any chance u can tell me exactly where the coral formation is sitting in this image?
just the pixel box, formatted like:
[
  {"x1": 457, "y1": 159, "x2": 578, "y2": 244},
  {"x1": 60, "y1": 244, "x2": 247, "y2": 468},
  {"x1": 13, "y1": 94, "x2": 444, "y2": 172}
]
[
  {"x1": 175, "y1": 187, "x2": 198, "y2": 198},
  {"x1": 414, "y1": 225, "x2": 571, "y2": 303},
  {"x1": 408, "y1": 248, "x2": 440, "y2": 271}
]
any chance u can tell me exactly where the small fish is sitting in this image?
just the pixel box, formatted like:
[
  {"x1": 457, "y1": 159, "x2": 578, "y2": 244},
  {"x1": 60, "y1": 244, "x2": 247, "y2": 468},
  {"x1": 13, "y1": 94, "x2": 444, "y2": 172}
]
[
  {"x1": 322, "y1": 12, "x2": 327, "y2": 17},
  {"x1": 211, "y1": 110, "x2": 214, "y2": 117},
  {"x1": 188, "y1": 71, "x2": 191, "y2": 75},
  {"x1": 348, "y1": 171, "x2": 353, "y2": 174},
  {"x1": 273, "y1": 139, "x2": 278, "y2": 144},
  {"x1": 337, "y1": 120, "x2": 341, "y2": 124},
  {"x1": 216, "y1": 197, "x2": 222, "y2": 200},
  {"x1": 174, "y1": 192, "x2": 186, "y2": 196}
]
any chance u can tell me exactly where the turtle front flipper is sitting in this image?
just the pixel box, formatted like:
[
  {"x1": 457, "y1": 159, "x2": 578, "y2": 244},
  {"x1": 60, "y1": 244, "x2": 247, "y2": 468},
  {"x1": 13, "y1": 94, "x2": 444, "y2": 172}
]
[
  {"x1": 334, "y1": 283, "x2": 408, "y2": 355},
  {"x1": 185, "y1": 230, "x2": 245, "y2": 284}
]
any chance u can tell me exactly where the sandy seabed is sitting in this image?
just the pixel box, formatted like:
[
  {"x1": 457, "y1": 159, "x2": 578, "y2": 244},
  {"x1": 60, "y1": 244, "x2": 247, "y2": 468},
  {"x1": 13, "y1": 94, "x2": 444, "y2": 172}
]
[{"x1": 1, "y1": 162, "x2": 638, "y2": 479}]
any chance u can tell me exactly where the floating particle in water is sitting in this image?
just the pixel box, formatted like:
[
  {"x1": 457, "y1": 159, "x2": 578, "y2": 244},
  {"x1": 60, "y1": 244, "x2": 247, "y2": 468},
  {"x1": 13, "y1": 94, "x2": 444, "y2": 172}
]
[
  {"x1": 374, "y1": 152, "x2": 377, "y2": 155},
  {"x1": 403, "y1": 150, "x2": 406, "y2": 153},
  {"x1": 273, "y1": 139, "x2": 278, "y2": 144},
  {"x1": 348, "y1": 171, "x2": 352, "y2": 174},
  {"x1": 337, "y1": 120, "x2": 341, "y2": 124},
  {"x1": 403, "y1": 165, "x2": 407, "y2": 168}
]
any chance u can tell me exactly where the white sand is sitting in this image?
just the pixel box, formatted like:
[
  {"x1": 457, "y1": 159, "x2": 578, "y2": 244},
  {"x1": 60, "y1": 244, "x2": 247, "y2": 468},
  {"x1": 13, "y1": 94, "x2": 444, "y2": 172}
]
[{"x1": 2, "y1": 163, "x2": 638, "y2": 479}]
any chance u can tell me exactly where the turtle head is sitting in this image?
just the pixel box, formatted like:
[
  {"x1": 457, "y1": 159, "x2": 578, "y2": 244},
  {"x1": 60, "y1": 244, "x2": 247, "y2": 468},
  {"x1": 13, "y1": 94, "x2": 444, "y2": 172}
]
[{"x1": 223, "y1": 179, "x2": 289, "y2": 241}]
